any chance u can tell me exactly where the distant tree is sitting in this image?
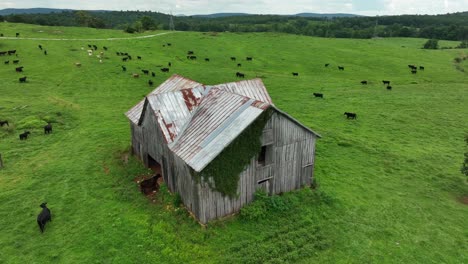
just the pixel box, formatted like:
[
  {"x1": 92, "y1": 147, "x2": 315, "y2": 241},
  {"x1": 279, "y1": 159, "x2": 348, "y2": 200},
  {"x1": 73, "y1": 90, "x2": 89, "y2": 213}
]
[
  {"x1": 423, "y1": 39, "x2": 439, "y2": 49},
  {"x1": 462, "y1": 134, "x2": 468, "y2": 177},
  {"x1": 0, "y1": 15, "x2": 4, "y2": 22},
  {"x1": 456, "y1": 40, "x2": 468, "y2": 48},
  {"x1": 133, "y1": 21, "x2": 143, "y2": 32},
  {"x1": 176, "y1": 21, "x2": 190, "y2": 31},
  {"x1": 140, "y1": 16, "x2": 156, "y2": 30},
  {"x1": 124, "y1": 24, "x2": 136, "y2": 33}
]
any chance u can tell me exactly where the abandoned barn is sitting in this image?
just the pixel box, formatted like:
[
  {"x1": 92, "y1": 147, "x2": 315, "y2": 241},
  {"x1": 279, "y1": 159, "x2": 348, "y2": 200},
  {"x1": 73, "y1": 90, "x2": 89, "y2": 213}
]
[{"x1": 126, "y1": 74, "x2": 320, "y2": 224}]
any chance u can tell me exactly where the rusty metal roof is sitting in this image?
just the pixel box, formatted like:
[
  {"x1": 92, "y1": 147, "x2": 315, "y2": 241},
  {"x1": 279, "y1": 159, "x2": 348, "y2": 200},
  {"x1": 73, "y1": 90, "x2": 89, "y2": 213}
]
[
  {"x1": 169, "y1": 88, "x2": 269, "y2": 171},
  {"x1": 126, "y1": 75, "x2": 319, "y2": 172},
  {"x1": 125, "y1": 74, "x2": 203, "y2": 124},
  {"x1": 211, "y1": 78, "x2": 273, "y2": 104},
  {"x1": 147, "y1": 86, "x2": 209, "y2": 143}
]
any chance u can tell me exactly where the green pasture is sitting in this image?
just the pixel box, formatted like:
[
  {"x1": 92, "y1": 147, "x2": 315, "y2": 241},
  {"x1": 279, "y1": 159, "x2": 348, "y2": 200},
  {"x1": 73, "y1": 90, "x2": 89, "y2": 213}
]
[{"x1": 0, "y1": 23, "x2": 467, "y2": 263}]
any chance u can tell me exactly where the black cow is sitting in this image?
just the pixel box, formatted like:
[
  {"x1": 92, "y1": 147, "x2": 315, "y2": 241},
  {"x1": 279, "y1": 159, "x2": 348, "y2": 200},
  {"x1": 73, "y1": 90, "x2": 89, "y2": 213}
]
[
  {"x1": 88, "y1": 44, "x2": 92, "y2": 48},
  {"x1": 13, "y1": 60, "x2": 19, "y2": 64},
  {"x1": 148, "y1": 80, "x2": 154, "y2": 86},
  {"x1": 16, "y1": 33, "x2": 19, "y2": 37},
  {"x1": 122, "y1": 65, "x2": 127, "y2": 71},
  {"x1": 16, "y1": 66, "x2": 24, "y2": 72},
  {"x1": 0, "y1": 120, "x2": 8, "y2": 127},
  {"x1": 231, "y1": 57, "x2": 236, "y2": 61},
  {"x1": 19, "y1": 131, "x2": 30, "y2": 140},
  {"x1": 116, "y1": 52, "x2": 121, "y2": 56},
  {"x1": 325, "y1": 63, "x2": 330, "y2": 67},
  {"x1": 292, "y1": 72, "x2": 299, "y2": 76},
  {"x1": 387, "y1": 85, "x2": 392, "y2": 90},
  {"x1": 167, "y1": 43, "x2": 172, "y2": 46},
  {"x1": 38, "y1": 45, "x2": 42, "y2": 50},
  {"x1": 93, "y1": 45, "x2": 98, "y2": 50},
  {"x1": 137, "y1": 56, "x2": 142, "y2": 60},
  {"x1": 313, "y1": 93, "x2": 323, "y2": 98},
  {"x1": 161, "y1": 68, "x2": 169, "y2": 72},
  {"x1": 44, "y1": 123, "x2": 52, "y2": 134},
  {"x1": 8, "y1": 50, "x2": 16, "y2": 55},
  {"x1": 338, "y1": 66, "x2": 345, "y2": 71},
  {"x1": 0, "y1": 51, "x2": 6, "y2": 56},
  {"x1": 168, "y1": 62, "x2": 172, "y2": 67},
  {"x1": 187, "y1": 51, "x2": 194, "y2": 55},
  {"x1": 142, "y1": 69, "x2": 149, "y2": 75},
  {"x1": 140, "y1": 174, "x2": 162, "y2": 195},
  {"x1": 246, "y1": 57, "x2": 253, "y2": 61},
  {"x1": 4, "y1": 60, "x2": 8, "y2": 65},
  {"x1": 237, "y1": 63, "x2": 242, "y2": 67},
  {"x1": 122, "y1": 57, "x2": 128, "y2": 62},
  {"x1": 382, "y1": 80, "x2": 390, "y2": 85},
  {"x1": 44, "y1": 50, "x2": 47, "y2": 55},
  {"x1": 205, "y1": 58, "x2": 210, "y2": 62},
  {"x1": 151, "y1": 72, "x2": 155, "y2": 77},
  {"x1": 103, "y1": 46, "x2": 108, "y2": 51},
  {"x1": 408, "y1": 64, "x2": 416, "y2": 69},
  {"x1": 361, "y1": 80, "x2": 367, "y2": 85},
  {"x1": 188, "y1": 55, "x2": 197, "y2": 60},
  {"x1": 411, "y1": 69, "x2": 417, "y2": 74},
  {"x1": 344, "y1": 112, "x2": 357, "y2": 119},
  {"x1": 127, "y1": 55, "x2": 132, "y2": 60},
  {"x1": 236, "y1": 72, "x2": 245, "y2": 78},
  {"x1": 19, "y1": 76, "x2": 27, "y2": 83},
  {"x1": 419, "y1": 66, "x2": 424, "y2": 70},
  {"x1": 37, "y1": 203, "x2": 52, "y2": 233}
]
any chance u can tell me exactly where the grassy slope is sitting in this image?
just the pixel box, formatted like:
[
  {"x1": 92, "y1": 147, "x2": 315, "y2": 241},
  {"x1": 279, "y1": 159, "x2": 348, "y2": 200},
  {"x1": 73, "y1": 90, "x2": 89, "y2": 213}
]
[{"x1": 0, "y1": 23, "x2": 467, "y2": 263}]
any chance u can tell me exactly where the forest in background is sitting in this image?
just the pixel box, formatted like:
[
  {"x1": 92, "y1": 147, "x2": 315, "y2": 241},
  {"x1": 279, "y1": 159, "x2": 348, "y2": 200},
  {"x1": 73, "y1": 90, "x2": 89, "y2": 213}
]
[{"x1": 0, "y1": 10, "x2": 467, "y2": 40}]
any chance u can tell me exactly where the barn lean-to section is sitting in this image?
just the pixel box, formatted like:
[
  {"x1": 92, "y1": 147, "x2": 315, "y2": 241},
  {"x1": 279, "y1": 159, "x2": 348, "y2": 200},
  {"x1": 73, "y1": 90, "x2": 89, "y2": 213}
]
[{"x1": 125, "y1": 74, "x2": 320, "y2": 224}]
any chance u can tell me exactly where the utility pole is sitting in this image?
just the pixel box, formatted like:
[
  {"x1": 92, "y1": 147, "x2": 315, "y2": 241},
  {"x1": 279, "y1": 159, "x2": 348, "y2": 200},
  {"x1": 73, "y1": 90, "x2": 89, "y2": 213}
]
[
  {"x1": 373, "y1": 16, "x2": 379, "y2": 38},
  {"x1": 169, "y1": 11, "x2": 175, "y2": 31}
]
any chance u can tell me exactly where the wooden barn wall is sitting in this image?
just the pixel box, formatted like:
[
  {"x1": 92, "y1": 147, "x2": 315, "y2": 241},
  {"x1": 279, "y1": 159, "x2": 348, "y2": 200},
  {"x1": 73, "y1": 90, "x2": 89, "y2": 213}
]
[
  {"x1": 137, "y1": 104, "x2": 202, "y2": 221},
  {"x1": 197, "y1": 111, "x2": 317, "y2": 224}
]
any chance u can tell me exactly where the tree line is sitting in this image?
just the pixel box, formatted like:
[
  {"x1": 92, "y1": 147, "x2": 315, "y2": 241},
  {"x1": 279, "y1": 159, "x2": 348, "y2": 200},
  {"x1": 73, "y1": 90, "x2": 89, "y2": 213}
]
[{"x1": 0, "y1": 10, "x2": 467, "y2": 41}]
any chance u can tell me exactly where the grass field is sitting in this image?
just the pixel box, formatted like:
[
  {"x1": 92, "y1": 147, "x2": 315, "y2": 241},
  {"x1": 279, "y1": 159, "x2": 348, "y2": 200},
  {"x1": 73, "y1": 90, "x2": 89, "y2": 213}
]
[{"x1": 0, "y1": 22, "x2": 467, "y2": 263}]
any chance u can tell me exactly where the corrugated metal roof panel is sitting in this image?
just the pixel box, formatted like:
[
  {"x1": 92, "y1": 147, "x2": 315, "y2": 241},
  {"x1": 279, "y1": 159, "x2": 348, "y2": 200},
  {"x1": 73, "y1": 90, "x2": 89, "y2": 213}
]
[
  {"x1": 154, "y1": 74, "x2": 203, "y2": 94},
  {"x1": 125, "y1": 74, "x2": 203, "y2": 124},
  {"x1": 125, "y1": 99, "x2": 145, "y2": 124},
  {"x1": 169, "y1": 88, "x2": 268, "y2": 172},
  {"x1": 213, "y1": 78, "x2": 273, "y2": 104},
  {"x1": 147, "y1": 86, "x2": 207, "y2": 143}
]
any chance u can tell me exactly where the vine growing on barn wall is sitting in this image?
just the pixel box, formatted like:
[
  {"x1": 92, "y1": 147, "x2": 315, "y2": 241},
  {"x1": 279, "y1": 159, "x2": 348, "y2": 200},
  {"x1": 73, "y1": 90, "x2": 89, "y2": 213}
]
[{"x1": 192, "y1": 108, "x2": 273, "y2": 198}]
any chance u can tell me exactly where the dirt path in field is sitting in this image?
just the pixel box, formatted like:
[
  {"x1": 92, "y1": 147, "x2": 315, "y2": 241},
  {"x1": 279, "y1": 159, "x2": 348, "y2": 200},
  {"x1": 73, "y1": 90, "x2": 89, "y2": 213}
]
[{"x1": 0, "y1": 31, "x2": 177, "y2": 41}]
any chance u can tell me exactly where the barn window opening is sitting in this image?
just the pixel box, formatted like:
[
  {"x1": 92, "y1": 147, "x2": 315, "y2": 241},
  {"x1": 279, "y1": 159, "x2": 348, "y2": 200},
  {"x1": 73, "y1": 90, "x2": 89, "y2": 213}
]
[{"x1": 257, "y1": 146, "x2": 267, "y2": 166}]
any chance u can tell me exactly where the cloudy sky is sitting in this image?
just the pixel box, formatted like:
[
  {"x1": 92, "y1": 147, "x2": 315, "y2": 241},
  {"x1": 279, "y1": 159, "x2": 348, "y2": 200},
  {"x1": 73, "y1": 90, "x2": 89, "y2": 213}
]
[{"x1": 0, "y1": 0, "x2": 467, "y2": 16}]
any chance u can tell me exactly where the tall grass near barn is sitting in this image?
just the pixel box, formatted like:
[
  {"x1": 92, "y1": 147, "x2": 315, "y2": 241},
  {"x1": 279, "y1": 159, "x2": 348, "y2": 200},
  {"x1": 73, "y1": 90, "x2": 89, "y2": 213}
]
[{"x1": 0, "y1": 23, "x2": 467, "y2": 263}]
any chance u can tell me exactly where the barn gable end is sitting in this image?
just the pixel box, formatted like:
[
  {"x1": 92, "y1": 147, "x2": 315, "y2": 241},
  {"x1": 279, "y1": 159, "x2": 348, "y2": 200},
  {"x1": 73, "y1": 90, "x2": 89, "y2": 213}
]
[{"x1": 126, "y1": 75, "x2": 320, "y2": 224}]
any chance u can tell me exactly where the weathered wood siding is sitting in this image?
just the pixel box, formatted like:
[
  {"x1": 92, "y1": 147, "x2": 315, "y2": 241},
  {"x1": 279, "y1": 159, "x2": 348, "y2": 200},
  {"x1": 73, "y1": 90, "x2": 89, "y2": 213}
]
[
  {"x1": 196, "y1": 111, "x2": 317, "y2": 223},
  {"x1": 136, "y1": 103, "x2": 202, "y2": 221},
  {"x1": 130, "y1": 105, "x2": 317, "y2": 224}
]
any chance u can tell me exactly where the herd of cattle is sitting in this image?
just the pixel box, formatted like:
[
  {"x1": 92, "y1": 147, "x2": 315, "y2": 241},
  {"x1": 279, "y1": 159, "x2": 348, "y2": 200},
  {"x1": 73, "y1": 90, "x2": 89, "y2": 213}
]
[
  {"x1": 310, "y1": 63, "x2": 426, "y2": 120},
  {"x1": 1, "y1": 33, "x2": 431, "y2": 232}
]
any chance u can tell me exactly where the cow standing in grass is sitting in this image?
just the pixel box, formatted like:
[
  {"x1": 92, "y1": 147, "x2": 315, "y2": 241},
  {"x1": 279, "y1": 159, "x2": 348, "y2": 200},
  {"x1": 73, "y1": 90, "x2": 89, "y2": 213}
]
[
  {"x1": 37, "y1": 203, "x2": 52, "y2": 233},
  {"x1": 44, "y1": 123, "x2": 52, "y2": 134}
]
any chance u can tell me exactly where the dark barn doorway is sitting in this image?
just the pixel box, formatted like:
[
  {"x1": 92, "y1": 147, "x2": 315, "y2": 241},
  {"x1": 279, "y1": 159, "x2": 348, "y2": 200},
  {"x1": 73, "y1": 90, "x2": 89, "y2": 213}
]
[{"x1": 147, "y1": 154, "x2": 162, "y2": 175}]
